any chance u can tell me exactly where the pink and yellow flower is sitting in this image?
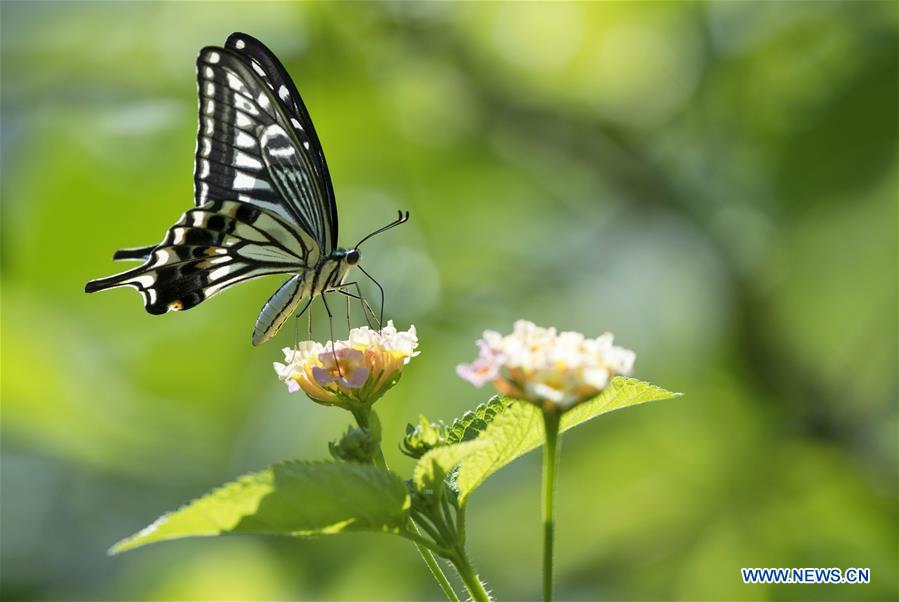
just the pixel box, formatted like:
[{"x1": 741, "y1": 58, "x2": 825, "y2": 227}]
[
  {"x1": 456, "y1": 320, "x2": 635, "y2": 410},
  {"x1": 274, "y1": 321, "x2": 419, "y2": 408}
]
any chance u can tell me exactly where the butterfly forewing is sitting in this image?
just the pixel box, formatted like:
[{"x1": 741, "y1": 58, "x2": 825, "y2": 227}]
[
  {"x1": 194, "y1": 46, "x2": 335, "y2": 254},
  {"x1": 225, "y1": 33, "x2": 338, "y2": 251}
]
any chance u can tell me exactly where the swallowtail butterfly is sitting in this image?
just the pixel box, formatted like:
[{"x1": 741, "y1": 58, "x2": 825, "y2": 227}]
[{"x1": 85, "y1": 33, "x2": 407, "y2": 345}]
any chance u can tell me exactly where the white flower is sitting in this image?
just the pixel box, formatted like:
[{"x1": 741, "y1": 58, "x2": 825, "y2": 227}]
[
  {"x1": 456, "y1": 320, "x2": 636, "y2": 410},
  {"x1": 274, "y1": 321, "x2": 419, "y2": 407}
]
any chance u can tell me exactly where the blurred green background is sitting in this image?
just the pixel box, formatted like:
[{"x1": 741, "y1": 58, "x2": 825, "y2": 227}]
[{"x1": 2, "y1": 2, "x2": 896, "y2": 601}]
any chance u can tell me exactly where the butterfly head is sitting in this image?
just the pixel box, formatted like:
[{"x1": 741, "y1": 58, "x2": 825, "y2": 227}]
[{"x1": 331, "y1": 248, "x2": 361, "y2": 268}]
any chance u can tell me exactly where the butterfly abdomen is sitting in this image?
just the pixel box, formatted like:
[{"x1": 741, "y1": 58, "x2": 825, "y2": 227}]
[{"x1": 252, "y1": 273, "x2": 311, "y2": 345}]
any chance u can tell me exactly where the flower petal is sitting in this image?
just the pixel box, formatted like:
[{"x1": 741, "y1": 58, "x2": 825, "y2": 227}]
[
  {"x1": 456, "y1": 357, "x2": 499, "y2": 387},
  {"x1": 340, "y1": 367, "x2": 370, "y2": 388},
  {"x1": 312, "y1": 366, "x2": 337, "y2": 386}
]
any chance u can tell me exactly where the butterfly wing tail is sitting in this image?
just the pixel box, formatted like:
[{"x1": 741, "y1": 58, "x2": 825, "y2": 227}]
[
  {"x1": 85, "y1": 266, "x2": 147, "y2": 294},
  {"x1": 252, "y1": 273, "x2": 308, "y2": 346},
  {"x1": 85, "y1": 245, "x2": 160, "y2": 292},
  {"x1": 112, "y1": 246, "x2": 156, "y2": 261},
  {"x1": 84, "y1": 255, "x2": 204, "y2": 314}
]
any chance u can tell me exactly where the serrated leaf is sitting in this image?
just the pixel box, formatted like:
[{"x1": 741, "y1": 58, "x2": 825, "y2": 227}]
[
  {"x1": 415, "y1": 377, "x2": 680, "y2": 504},
  {"x1": 412, "y1": 397, "x2": 509, "y2": 486},
  {"x1": 110, "y1": 461, "x2": 410, "y2": 554},
  {"x1": 446, "y1": 396, "x2": 507, "y2": 444}
]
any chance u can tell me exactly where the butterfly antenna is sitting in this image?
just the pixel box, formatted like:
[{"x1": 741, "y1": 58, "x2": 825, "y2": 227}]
[{"x1": 355, "y1": 210, "x2": 410, "y2": 249}]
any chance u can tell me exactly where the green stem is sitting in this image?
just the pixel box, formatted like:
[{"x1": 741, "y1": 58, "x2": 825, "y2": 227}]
[
  {"x1": 440, "y1": 488, "x2": 456, "y2": 532},
  {"x1": 372, "y1": 445, "x2": 388, "y2": 470},
  {"x1": 411, "y1": 523, "x2": 460, "y2": 602},
  {"x1": 541, "y1": 409, "x2": 562, "y2": 602},
  {"x1": 451, "y1": 549, "x2": 491, "y2": 602},
  {"x1": 433, "y1": 484, "x2": 458, "y2": 545},
  {"x1": 456, "y1": 504, "x2": 467, "y2": 546},
  {"x1": 410, "y1": 509, "x2": 444, "y2": 543},
  {"x1": 402, "y1": 529, "x2": 453, "y2": 558},
  {"x1": 352, "y1": 408, "x2": 460, "y2": 602}
]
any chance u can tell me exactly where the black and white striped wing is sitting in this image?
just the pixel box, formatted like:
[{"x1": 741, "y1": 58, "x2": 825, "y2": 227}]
[
  {"x1": 194, "y1": 44, "x2": 336, "y2": 254},
  {"x1": 85, "y1": 200, "x2": 319, "y2": 315},
  {"x1": 225, "y1": 32, "x2": 338, "y2": 252}
]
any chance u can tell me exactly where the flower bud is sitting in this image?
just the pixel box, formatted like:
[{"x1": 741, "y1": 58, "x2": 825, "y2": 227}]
[
  {"x1": 329, "y1": 425, "x2": 378, "y2": 464},
  {"x1": 401, "y1": 416, "x2": 447, "y2": 459}
]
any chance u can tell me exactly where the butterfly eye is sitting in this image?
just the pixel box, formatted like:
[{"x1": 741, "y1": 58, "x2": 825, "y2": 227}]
[{"x1": 346, "y1": 249, "x2": 361, "y2": 265}]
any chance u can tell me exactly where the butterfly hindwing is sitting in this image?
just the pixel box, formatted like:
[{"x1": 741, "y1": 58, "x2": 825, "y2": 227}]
[
  {"x1": 85, "y1": 200, "x2": 318, "y2": 315},
  {"x1": 113, "y1": 246, "x2": 156, "y2": 262}
]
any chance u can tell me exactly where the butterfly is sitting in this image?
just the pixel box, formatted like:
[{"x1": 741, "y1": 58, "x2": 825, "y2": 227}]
[{"x1": 85, "y1": 32, "x2": 407, "y2": 345}]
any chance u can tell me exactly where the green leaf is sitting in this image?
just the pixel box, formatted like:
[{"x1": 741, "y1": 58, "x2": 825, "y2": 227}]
[
  {"x1": 412, "y1": 396, "x2": 509, "y2": 489},
  {"x1": 110, "y1": 461, "x2": 410, "y2": 554},
  {"x1": 415, "y1": 377, "x2": 680, "y2": 504},
  {"x1": 446, "y1": 396, "x2": 507, "y2": 444},
  {"x1": 414, "y1": 438, "x2": 485, "y2": 492},
  {"x1": 559, "y1": 376, "x2": 681, "y2": 432}
]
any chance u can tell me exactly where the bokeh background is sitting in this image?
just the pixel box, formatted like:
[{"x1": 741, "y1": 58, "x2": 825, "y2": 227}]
[{"x1": 2, "y1": 2, "x2": 896, "y2": 601}]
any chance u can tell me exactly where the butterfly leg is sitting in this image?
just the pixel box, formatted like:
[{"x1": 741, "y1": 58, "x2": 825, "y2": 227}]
[
  {"x1": 350, "y1": 282, "x2": 381, "y2": 330},
  {"x1": 320, "y1": 292, "x2": 344, "y2": 379},
  {"x1": 292, "y1": 297, "x2": 314, "y2": 346},
  {"x1": 336, "y1": 286, "x2": 377, "y2": 330},
  {"x1": 337, "y1": 282, "x2": 380, "y2": 330},
  {"x1": 356, "y1": 266, "x2": 385, "y2": 333},
  {"x1": 344, "y1": 290, "x2": 351, "y2": 333}
]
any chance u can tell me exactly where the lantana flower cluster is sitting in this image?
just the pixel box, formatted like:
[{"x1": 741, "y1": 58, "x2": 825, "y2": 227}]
[
  {"x1": 274, "y1": 321, "x2": 419, "y2": 408},
  {"x1": 456, "y1": 320, "x2": 635, "y2": 410}
]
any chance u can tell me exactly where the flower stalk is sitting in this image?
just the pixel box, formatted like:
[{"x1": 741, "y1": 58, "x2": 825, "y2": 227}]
[
  {"x1": 541, "y1": 408, "x2": 562, "y2": 602},
  {"x1": 418, "y1": 543, "x2": 462, "y2": 602},
  {"x1": 451, "y1": 550, "x2": 491, "y2": 602}
]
